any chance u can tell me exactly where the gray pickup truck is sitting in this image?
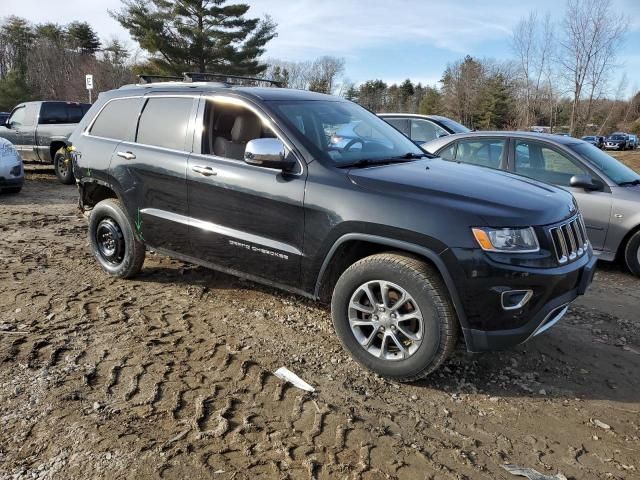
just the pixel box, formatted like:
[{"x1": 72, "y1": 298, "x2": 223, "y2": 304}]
[{"x1": 0, "y1": 101, "x2": 91, "y2": 184}]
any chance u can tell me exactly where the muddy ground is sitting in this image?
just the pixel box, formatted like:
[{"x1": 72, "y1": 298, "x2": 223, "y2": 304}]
[{"x1": 0, "y1": 166, "x2": 639, "y2": 480}]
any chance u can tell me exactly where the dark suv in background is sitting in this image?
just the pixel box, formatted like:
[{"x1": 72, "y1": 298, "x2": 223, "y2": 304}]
[{"x1": 69, "y1": 76, "x2": 596, "y2": 381}]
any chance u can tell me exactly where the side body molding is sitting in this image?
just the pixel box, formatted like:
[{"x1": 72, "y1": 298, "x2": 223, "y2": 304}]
[{"x1": 313, "y1": 233, "x2": 468, "y2": 327}]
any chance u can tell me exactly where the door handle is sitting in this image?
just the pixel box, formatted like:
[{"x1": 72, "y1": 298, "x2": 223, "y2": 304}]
[
  {"x1": 192, "y1": 165, "x2": 217, "y2": 177},
  {"x1": 117, "y1": 151, "x2": 136, "y2": 160}
]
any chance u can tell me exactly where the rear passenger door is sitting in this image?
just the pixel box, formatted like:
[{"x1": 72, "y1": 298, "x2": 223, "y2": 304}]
[{"x1": 110, "y1": 94, "x2": 197, "y2": 254}]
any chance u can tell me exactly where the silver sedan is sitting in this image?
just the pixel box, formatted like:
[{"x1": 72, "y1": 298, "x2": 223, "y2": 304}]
[
  {"x1": 0, "y1": 137, "x2": 24, "y2": 193},
  {"x1": 422, "y1": 131, "x2": 640, "y2": 276}
]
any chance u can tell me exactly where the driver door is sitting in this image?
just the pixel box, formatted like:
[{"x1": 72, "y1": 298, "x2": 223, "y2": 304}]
[{"x1": 187, "y1": 96, "x2": 306, "y2": 288}]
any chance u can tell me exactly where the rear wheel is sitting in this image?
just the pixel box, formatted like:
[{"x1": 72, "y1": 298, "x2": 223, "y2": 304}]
[
  {"x1": 331, "y1": 253, "x2": 458, "y2": 382},
  {"x1": 54, "y1": 147, "x2": 75, "y2": 185},
  {"x1": 624, "y1": 231, "x2": 640, "y2": 277},
  {"x1": 89, "y1": 199, "x2": 145, "y2": 278}
]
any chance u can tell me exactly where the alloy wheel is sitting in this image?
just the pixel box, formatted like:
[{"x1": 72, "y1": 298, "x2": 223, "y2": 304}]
[{"x1": 348, "y1": 280, "x2": 424, "y2": 361}]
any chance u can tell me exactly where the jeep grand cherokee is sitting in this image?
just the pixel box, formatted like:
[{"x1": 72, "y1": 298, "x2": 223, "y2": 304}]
[{"x1": 68, "y1": 77, "x2": 597, "y2": 381}]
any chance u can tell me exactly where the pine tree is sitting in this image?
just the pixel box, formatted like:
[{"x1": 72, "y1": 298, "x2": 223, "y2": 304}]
[
  {"x1": 111, "y1": 0, "x2": 277, "y2": 76},
  {"x1": 67, "y1": 22, "x2": 101, "y2": 55},
  {"x1": 419, "y1": 86, "x2": 443, "y2": 115}
]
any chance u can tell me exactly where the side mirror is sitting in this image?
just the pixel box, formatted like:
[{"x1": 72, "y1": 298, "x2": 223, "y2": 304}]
[
  {"x1": 244, "y1": 138, "x2": 295, "y2": 171},
  {"x1": 570, "y1": 174, "x2": 601, "y2": 191}
]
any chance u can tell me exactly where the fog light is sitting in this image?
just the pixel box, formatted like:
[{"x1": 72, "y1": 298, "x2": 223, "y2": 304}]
[
  {"x1": 501, "y1": 290, "x2": 533, "y2": 310},
  {"x1": 10, "y1": 165, "x2": 21, "y2": 176}
]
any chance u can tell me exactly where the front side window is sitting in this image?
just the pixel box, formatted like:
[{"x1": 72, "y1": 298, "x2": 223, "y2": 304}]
[
  {"x1": 8, "y1": 107, "x2": 25, "y2": 127},
  {"x1": 514, "y1": 141, "x2": 587, "y2": 186},
  {"x1": 201, "y1": 99, "x2": 275, "y2": 161},
  {"x1": 137, "y1": 97, "x2": 194, "y2": 151},
  {"x1": 270, "y1": 100, "x2": 424, "y2": 166},
  {"x1": 569, "y1": 142, "x2": 639, "y2": 185},
  {"x1": 454, "y1": 139, "x2": 505, "y2": 169},
  {"x1": 410, "y1": 119, "x2": 447, "y2": 143},
  {"x1": 90, "y1": 98, "x2": 141, "y2": 141}
]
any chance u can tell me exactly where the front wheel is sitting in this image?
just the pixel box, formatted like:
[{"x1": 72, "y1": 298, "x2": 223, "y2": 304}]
[
  {"x1": 624, "y1": 231, "x2": 640, "y2": 277},
  {"x1": 88, "y1": 199, "x2": 145, "y2": 278},
  {"x1": 331, "y1": 253, "x2": 458, "y2": 382},
  {"x1": 54, "y1": 147, "x2": 75, "y2": 185}
]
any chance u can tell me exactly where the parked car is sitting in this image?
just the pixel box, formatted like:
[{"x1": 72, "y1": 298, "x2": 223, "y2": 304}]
[
  {"x1": 0, "y1": 137, "x2": 24, "y2": 193},
  {"x1": 329, "y1": 120, "x2": 393, "y2": 151},
  {"x1": 0, "y1": 101, "x2": 91, "y2": 184},
  {"x1": 628, "y1": 134, "x2": 638, "y2": 150},
  {"x1": 0, "y1": 112, "x2": 10, "y2": 125},
  {"x1": 605, "y1": 133, "x2": 629, "y2": 150},
  {"x1": 423, "y1": 132, "x2": 640, "y2": 275},
  {"x1": 582, "y1": 135, "x2": 604, "y2": 149},
  {"x1": 378, "y1": 114, "x2": 470, "y2": 145},
  {"x1": 69, "y1": 79, "x2": 596, "y2": 381}
]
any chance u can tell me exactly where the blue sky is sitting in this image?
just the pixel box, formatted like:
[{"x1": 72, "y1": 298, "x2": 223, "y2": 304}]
[{"x1": 7, "y1": 0, "x2": 640, "y2": 96}]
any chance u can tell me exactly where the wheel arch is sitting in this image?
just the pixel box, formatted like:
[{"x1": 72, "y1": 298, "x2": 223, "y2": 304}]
[
  {"x1": 617, "y1": 222, "x2": 640, "y2": 261},
  {"x1": 313, "y1": 233, "x2": 468, "y2": 328},
  {"x1": 50, "y1": 141, "x2": 67, "y2": 163},
  {"x1": 79, "y1": 179, "x2": 120, "y2": 211}
]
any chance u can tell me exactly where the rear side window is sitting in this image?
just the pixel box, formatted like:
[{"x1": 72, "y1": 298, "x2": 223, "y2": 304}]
[
  {"x1": 40, "y1": 103, "x2": 68, "y2": 124},
  {"x1": 40, "y1": 102, "x2": 90, "y2": 124},
  {"x1": 90, "y1": 98, "x2": 141, "y2": 141},
  {"x1": 384, "y1": 118, "x2": 409, "y2": 135},
  {"x1": 455, "y1": 139, "x2": 505, "y2": 169},
  {"x1": 136, "y1": 97, "x2": 194, "y2": 151}
]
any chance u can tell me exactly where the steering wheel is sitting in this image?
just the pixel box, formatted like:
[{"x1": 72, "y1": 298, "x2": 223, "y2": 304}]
[{"x1": 342, "y1": 138, "x2": 364, "y2": 151}]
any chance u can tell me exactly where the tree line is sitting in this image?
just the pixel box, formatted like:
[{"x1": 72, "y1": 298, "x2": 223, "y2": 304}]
[{"x1": 0, "y1": 0, "x2": 638, "y2": 136}]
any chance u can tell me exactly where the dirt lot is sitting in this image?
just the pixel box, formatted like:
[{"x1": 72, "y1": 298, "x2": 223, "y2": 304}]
[{"x1": 1, "y1": 164, "x2": 639, "y2": 480}]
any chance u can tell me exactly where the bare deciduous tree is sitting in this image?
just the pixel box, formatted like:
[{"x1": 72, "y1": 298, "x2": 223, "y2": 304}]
[{"x1": 558, "y1": 0, "x2": 627, "y2": 135}]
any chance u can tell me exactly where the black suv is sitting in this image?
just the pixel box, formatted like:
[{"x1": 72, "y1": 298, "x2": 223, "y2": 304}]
[{"x1": 69, "y1": 77, "x2": 597, "y2": 381}]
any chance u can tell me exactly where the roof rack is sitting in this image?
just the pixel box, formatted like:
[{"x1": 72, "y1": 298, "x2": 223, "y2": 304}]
[
  {"x1": 182, "y1": 72, "x2": 283, "y2": 87},
  {"x1": 138, "y1": 74, "x2": 183, "y2": 84}
]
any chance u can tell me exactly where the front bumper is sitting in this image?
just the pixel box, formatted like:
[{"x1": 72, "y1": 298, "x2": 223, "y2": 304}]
[{"x1": 443, "y1": 248, "x2": 597, "y2": 352}]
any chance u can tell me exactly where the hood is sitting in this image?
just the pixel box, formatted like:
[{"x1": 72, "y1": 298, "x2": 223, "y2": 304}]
[{"x1": 347, "y1": 158, "x2": 578, "y2": 227}]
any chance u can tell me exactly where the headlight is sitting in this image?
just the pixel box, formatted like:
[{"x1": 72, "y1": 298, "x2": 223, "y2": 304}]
[{"x1": 472, "y1": 227, "x2": 539, "y2": 253}]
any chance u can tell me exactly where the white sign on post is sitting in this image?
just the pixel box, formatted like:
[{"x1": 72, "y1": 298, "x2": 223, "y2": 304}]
[{"x1": 85, "y1": 74, "x2": 94, "y2": 103}]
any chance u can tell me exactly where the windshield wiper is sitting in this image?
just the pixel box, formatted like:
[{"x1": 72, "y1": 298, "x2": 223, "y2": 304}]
[
  {"x1": 618, "y1": 179, "x2": 640, "y2": 186},
  {"x1": 392, "y1": 152, "x2": 435, "y2": 160},
  {"x1": 337, "y1": 158, "x2": 408, "y2": 169},
  {"x1": 337, "y1": 152, "x2": 431, "y2": 169}
]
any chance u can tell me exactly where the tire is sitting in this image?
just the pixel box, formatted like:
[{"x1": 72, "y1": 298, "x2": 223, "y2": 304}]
[
  {"x1": 54, "y1": 147, "x2": 75, "y2": 185},
  {"x1": 88, "y1": 199, "x2": 145, "y2": 278},
  {"x1": 624, "y1": 230, "x2": 640, "y2": 277},
  {"x1": 331, "y1": 253, "x2": 458, "y2": 382}
]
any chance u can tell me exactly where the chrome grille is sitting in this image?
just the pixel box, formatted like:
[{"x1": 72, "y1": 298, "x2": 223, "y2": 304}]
[{"x1": 550, "y1": 215, "x2": 589, "y2": 264}]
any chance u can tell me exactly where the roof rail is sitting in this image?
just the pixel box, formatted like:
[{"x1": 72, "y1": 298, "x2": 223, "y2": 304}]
[
  {"x1": 137, "y1": 74, "x2": 183, "y2": 84},
  {"x1": 182, "y1": 72, "x2": 282, "y2": 87}
]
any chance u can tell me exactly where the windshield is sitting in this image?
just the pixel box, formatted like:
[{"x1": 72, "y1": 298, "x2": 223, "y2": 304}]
[
  {"x1": 582, "y1": 136, "x2": 595, "y2": 141},
  {"x1": 436, "y1": 117, "x2": 471, "y2": 134},
  {"x1": 569, "y1": 142, "x2": 640, "y2": 185},
  {"x1": 608, "y1": 135, "x2": 625, "y2": 140},
  {"x1": 269, "y1": 100, "x2": 424, "y2": 166}
]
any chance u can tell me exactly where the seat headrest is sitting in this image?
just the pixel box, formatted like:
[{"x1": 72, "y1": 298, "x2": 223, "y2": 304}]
[{"x1": 231, "y1": 113, "x2": 262, "y2": 143}]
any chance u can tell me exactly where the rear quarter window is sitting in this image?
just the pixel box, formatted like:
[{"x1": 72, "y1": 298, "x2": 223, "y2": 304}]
[{"x1": 89, "y1": 98, "x2": 141, "y2": 141}]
